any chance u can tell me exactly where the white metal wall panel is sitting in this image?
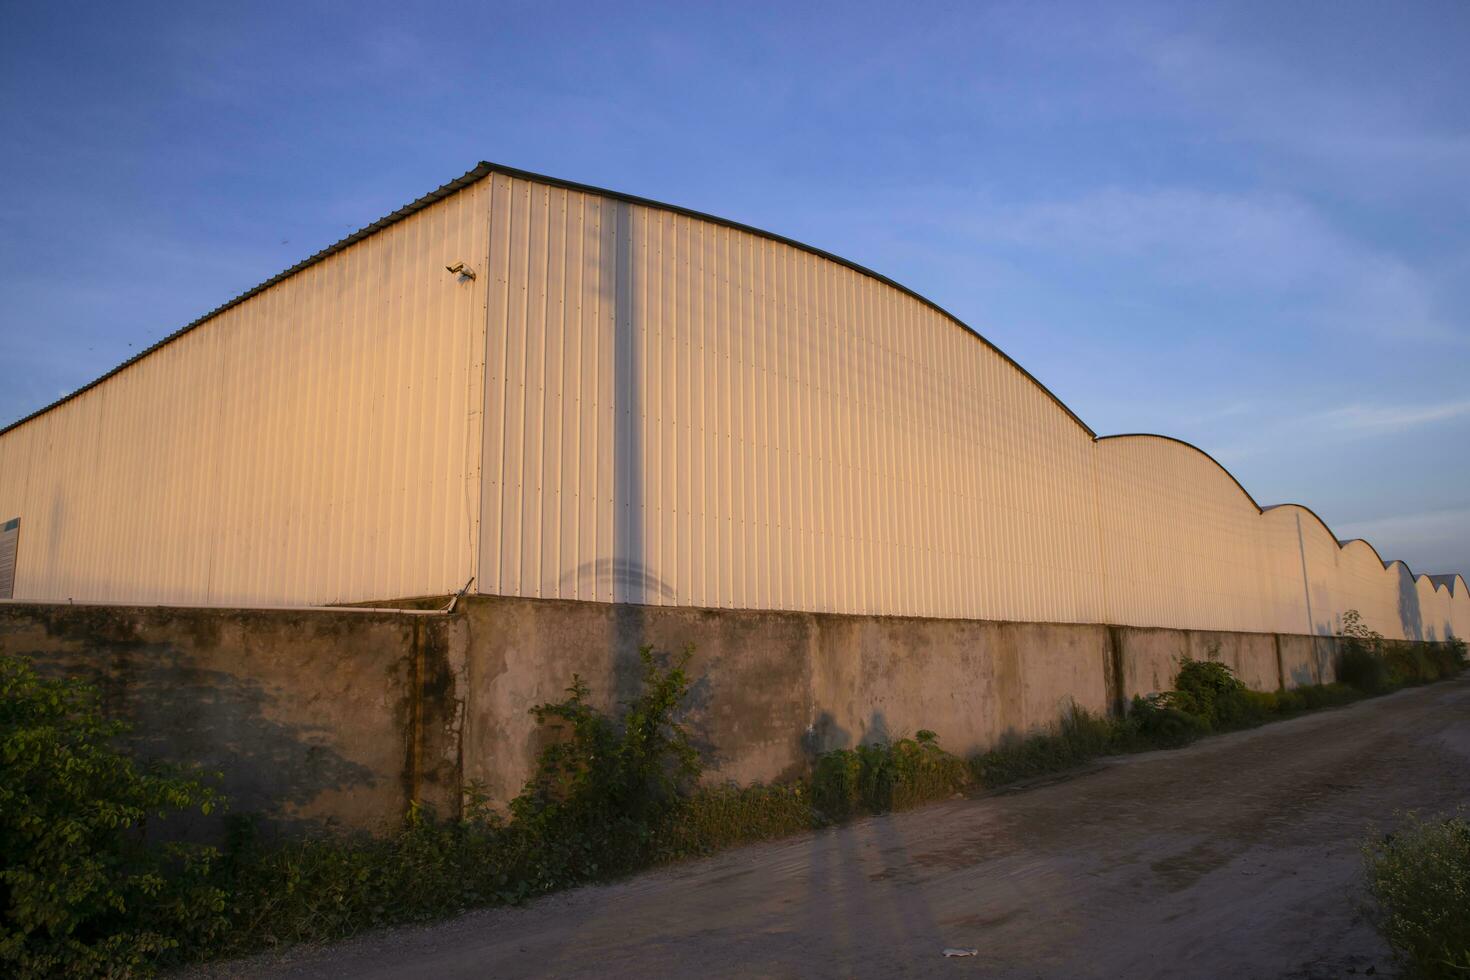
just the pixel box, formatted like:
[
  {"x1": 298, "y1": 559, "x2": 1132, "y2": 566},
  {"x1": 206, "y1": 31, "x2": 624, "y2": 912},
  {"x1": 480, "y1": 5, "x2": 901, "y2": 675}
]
[
  {"x1": 475, "y1": 171, "x2": 1470, "y2": 639},
  {"x1": 0, "y1": 181, "x2": 490, "y2": 605},
  {"x1": 475, "y1": 175, "x2": 1112, "y2": 620},
  {"x1": 1095, "y1": 437, "x2": 1281, "y2": 633},
  {"x1": 2, "y1": 164, "x2": 1465, "y2": 637}
]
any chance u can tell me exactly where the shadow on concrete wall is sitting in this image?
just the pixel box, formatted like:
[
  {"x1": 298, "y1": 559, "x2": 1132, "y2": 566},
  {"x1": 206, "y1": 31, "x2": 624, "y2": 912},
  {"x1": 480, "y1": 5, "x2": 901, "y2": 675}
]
[
  {"x1": 608, "y1": 199, "x2": 660, "y2": 720},
  {"x1": 22, "y1": 644, "x2": 376, "y2": 838}
]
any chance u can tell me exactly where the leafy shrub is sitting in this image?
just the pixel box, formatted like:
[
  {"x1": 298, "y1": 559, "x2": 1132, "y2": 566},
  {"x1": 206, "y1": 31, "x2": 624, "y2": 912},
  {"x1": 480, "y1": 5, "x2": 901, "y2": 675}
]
[
  {"x1": 1123, "y1": 694, "x2": 1211, "y2": 747},
  {"x1": 1173, "y1": 657, "x2": 1248, "y2": 726},
  {"x1": 0, "y1": 656, "x2": 225, "y2": 978},
  {"x1": 1338, "y1": 644, "x2": 1392, "y2": 694},
  {"x1": 213, "y1": 799, "x2": 528, "y2": 953},
  {"x1": 1337, "y1": 623, "x2": 1462, "y2": 693},
  {"x1": 1213, "y1": 687, "x2": 1279, "y2": 728},
  {"x1": 508, "y1": 646, "x2": 701, "y2": 884},
  {"x1": 1337, "y1": 610, "x2": 1395, "y2": 694},
  {"x1": 211, "y1": 646, "x2": 705, "y2": 955},
  {"x1": 1431, "y1": 638, "x2": 1467, "y2": 678},
  {"x1": 812, "y1": 731, "x2": 969, "y2": 818},
  {"x1": 1363, "y1": 812, "x2": 1470, "y2": 979},
  {"x1": 811, "y1": 746, "x2": 864, "y2": 821}
]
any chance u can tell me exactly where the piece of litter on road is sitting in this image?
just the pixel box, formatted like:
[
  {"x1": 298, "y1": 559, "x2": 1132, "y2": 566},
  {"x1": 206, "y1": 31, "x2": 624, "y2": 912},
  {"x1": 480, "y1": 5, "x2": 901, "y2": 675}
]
[{"x1": 942, "y1": 948, "x2": 979, "y2": 958}]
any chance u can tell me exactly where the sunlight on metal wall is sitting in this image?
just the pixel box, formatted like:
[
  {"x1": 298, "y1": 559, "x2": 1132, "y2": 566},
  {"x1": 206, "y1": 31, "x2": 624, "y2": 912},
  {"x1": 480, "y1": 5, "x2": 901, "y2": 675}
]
[
  {"x1": 1, "y1": 165, "x2": 1466, "y2": 640},
  {"x1": 474, "y1": 173, "x2": 1470, "y2": 639},
  {"x1": 0, "y1": 182, "x2": 490, "y2": 605},
  {"x1": 476, "y1": 174, "x2": 1105, "y2": 622}
]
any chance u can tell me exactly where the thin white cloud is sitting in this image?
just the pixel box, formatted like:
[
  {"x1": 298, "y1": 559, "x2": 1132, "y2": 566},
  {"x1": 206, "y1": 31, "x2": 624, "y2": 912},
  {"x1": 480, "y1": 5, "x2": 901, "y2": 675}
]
[
  {"x1": 955, "y1": 186, "x2": 1460, "y2": 343},
  {"x1": 1313, "y1": 400, "x2": 1470, "y2": 433}
]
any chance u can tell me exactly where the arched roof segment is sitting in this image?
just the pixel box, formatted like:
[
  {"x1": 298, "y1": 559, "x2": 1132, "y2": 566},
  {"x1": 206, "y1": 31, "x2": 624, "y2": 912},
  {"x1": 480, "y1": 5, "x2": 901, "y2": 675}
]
[{"x1": 0, "y1": 161, "x2": 1460, "y2": 592}]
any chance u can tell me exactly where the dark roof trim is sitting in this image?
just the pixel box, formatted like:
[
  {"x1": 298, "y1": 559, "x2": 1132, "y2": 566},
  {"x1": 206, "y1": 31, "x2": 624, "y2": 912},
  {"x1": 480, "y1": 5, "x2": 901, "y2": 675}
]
[
  {"x1": 1, "y1": 160, "x2": 1095, "y2": 440},
  {"x1": 1261, "y1": 502, "x2": 1463, "y2": 591},
  {"x1": 1095, "y1": 433, "x2": 1263, "y2": 511},
  {"x1": 1097, "y1": 435, "x2": 1468, "y2": 589},
  {"x1": 475, "y1": 162, "x2": 1098, "y2": 436},
  {"x1": 0, "y1": 164, "x2": 495, "y2": 437}
]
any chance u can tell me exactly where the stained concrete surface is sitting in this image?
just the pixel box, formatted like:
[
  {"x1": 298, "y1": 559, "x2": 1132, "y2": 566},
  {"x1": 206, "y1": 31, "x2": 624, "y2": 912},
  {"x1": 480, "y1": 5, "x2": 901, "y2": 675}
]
[
  {"x1": 0, "y1": 603, "x2": 466, "y2": 836},
  {"x1": 200, "y1": 675, "x2": 1470, "y2": 979}
]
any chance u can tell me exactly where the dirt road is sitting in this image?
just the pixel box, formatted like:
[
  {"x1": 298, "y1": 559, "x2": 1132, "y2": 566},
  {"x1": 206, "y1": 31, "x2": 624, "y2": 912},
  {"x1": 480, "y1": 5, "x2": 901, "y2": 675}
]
[{"x1": 209, "y1": 677, "x2": 1470, "y2": 979}]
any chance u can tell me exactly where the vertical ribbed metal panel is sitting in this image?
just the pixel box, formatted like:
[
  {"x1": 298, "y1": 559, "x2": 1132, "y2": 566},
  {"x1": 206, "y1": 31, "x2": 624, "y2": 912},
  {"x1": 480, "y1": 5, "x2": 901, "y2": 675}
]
[
  {"x1": 473, "y1": 172, "x2": 1468, "y2": 636},
  {"x1": 2, "y1": 165, "x2": 1465, "y2": 635},
  {"x1": 478, "y1": 174, "x2": 1108, "y2": 623},
  {"x1": 0, "y1": 181, "x2": 490, "y2": 605},
  {"x1": 1095, "y1": 437, "x2": 1282, "y2": 634}
]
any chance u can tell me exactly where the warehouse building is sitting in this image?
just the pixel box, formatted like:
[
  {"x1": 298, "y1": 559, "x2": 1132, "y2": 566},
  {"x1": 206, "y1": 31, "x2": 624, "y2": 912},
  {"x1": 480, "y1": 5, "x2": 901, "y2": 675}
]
[{"x1": 1, "y1": 162, "x2": 1466, "y2": 642}]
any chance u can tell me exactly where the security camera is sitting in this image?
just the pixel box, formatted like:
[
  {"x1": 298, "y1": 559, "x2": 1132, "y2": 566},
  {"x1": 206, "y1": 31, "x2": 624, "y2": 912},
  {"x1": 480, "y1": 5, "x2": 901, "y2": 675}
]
[{"x1": 445, "y1": 262, "x2": 476, "y2": 280}]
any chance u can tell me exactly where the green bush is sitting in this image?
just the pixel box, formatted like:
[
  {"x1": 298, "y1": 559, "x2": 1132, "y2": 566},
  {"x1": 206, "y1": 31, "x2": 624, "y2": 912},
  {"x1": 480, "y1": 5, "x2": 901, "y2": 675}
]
[
  {"x1": 210, "y1": 646, "x2": 706, "y2": 954},
  {"x1": 1337, "y1": 609, "x2": 1395, "y2": 694},
  {"x1": 1338, "y1": 644, "x2": 1391, "y2": 694},
  {"x1": 212, "y1": 799, "x2": 527, "y2": 953},
  {"x1": 1213, "y1": 687, "x2": 1278, "y2": 727},
  {"x1": 1430, "y1": 638, "x2": 1467, "y2": 678},
  {"x1": 1123, "y1": 693, "x2": 1211, "y2": 747},
  {"x1": 507, "y1": 646, "x2": 701, "y2": 884},
  {"x1": 812, "y1": 731, "x2": 969, "y2": 818},
  {"x1": 1363, "y1": 812, "x2": 1470, "y2": 978},
  {"x1": 1173, "y1": 657, "x2": 1248, "y2": 727},
  {"x1": 0, "y1": 656, "x2": 225, "y2": 978}
]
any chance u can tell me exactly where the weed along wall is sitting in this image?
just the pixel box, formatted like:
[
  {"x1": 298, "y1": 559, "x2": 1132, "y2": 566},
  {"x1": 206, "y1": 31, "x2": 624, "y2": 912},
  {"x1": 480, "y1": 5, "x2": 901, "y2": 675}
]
[{"x1": 0, "y1": 596, "x2": 1360, "y2": 835}]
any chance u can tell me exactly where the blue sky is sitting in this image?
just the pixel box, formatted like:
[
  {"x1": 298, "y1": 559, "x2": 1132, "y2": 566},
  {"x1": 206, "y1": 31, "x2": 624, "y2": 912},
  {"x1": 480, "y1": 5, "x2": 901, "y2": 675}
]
[{"x1": 2, "y1": 0, "x2": 1467, "y2": 578}]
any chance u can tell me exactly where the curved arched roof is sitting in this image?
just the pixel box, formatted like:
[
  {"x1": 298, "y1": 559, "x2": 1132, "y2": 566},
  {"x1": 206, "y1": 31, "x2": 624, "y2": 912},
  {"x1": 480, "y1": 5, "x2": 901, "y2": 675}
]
[{"x1": 2, "y1": 161, "x2": 1462, "y2": 589}]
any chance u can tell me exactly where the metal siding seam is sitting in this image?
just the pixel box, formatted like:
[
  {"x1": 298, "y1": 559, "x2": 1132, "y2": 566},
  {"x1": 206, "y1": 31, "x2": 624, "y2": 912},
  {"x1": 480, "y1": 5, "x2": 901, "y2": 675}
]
[
  {"x1": 601, "y1": 195, "x2": 618, "y2": 605},
  {"x1": 384, "y1": 214, "x2": 410, "y2": 599},
  {"x1": 699, "y1": 221, "x2": 717, "y2": 608},
  {"x1": 482, "y1": 175, "x2": 511, "y2": 597},
  {"x1": 521, "y1": 183, "x2": 547, "y2": 597},
  {"x1": 675, "y1": 214, "x2": 693, "y2": 608},
  {"x1": 735, "y1": 233, "x2": 758, "y2": 608},
  {"x1": 713, "y1": 222, "x2": 732, "y2": 607}
]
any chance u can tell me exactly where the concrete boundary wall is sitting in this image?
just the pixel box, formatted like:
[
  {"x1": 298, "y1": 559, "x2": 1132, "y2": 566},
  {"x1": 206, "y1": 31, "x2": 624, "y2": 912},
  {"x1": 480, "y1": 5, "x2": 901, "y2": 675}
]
[
  {"x1": 0, "y1": 595, "x2": 1416, "y2": 835},
  {"x1": 0, "y1": 603, "x2": 466, "y2": 836}
]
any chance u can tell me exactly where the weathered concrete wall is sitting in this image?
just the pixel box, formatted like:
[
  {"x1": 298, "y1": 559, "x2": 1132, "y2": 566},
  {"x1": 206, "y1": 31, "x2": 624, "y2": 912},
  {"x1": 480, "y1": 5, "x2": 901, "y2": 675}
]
[
  {"x1": 457, "y1": 598, "x2": 818, "y2": 805},
  {"x1": 0, "y1": 596, "x2": 1440, "y2": 834},
  {"x1": 0, "y1": 603, "x2": 466, "y2": 836},
  {"x1": 806, "y1": 617, "x2": 1111, "y2": 756},
  {"x1": 1276, "y1": 633, "x2": 1341, "y2": 688},
  {"x1": 1114, "y1": 626, "x2": 1341, "y2": 700}
]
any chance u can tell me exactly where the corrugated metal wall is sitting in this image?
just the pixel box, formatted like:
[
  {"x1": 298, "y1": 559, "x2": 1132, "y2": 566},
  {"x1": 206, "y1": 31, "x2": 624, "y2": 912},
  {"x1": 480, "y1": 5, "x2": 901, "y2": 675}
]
[
  {"x1": 475, "y1": 172, "x2": 1470, "y2": 640},
  {"x1": 1, "y1": 164, "x2": 1466, "y2": 640},
  {"x1": 476, "y1": 174, "x2": 1106, "y2": 621},
  {"x1": 0, "y1": 180, "x2": 490, "y2": 605}
]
